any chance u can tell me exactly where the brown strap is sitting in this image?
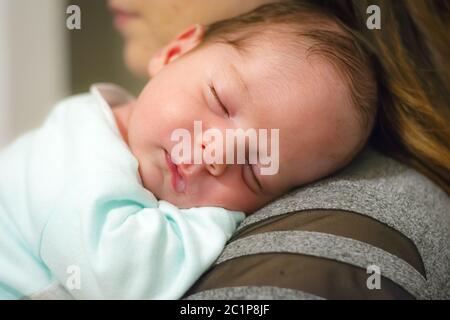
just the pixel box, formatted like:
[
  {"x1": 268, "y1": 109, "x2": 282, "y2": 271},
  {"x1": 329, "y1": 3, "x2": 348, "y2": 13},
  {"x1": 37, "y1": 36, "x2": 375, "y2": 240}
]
[
  {"x1": 184, "y1": 253, "x2": 415, "y2": 300},
  {"x1": 231, "y1": 209, "x2": 425, "y2": 277}
]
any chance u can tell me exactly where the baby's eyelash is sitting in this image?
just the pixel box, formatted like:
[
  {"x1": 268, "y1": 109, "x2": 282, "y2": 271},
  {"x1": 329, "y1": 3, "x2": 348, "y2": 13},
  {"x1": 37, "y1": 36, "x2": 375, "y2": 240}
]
[{"x1": 209, "y1": 85, "x2": 229, "y2": 117}]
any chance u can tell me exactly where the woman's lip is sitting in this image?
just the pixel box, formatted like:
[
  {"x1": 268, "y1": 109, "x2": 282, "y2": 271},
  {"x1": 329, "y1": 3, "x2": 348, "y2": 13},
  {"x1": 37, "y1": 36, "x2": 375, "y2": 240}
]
[
  {"x1": 165, "y1": 151, "x2": 186, "y2": 193},
  {"x1": 110, "y1": 8, "x2": 139, "y2": 28}
]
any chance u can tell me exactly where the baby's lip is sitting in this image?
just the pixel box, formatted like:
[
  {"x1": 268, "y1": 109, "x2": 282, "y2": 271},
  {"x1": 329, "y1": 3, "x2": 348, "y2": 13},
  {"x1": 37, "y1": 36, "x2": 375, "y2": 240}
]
[{"x1": 165, "y1": 150, "x2": 186, "y2": 193}]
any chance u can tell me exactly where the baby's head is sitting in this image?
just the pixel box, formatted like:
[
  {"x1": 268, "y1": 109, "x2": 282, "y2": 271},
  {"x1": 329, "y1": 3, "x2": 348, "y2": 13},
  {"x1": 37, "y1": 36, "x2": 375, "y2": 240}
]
[{"x1": 123, "y1": 2, "x2": 377, "y2": 214}]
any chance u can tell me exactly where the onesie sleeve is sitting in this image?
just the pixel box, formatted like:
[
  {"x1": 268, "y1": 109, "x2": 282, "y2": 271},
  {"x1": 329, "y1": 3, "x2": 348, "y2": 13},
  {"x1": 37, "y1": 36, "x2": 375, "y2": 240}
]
[{"x1": 38, "y1": 173, "x2": 245, "y2": 299}]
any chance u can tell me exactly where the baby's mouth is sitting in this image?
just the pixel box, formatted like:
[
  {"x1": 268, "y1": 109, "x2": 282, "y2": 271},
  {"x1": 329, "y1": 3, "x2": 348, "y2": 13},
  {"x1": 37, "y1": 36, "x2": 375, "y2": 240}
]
[{"x1": 165, "y1": 151, "x2": 186, "y2": 193}]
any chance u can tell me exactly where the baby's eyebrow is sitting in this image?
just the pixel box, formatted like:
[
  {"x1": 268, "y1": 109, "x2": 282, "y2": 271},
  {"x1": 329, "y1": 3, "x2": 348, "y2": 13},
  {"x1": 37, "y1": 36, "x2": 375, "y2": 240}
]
[{"x1": 228, "y1": 63, "x2": 250, "y2": 103}]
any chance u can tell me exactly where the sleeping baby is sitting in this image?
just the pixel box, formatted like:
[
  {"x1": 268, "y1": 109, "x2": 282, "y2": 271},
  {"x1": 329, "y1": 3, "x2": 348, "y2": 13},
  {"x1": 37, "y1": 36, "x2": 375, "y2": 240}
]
[{"x1": 0, "y1": 2, "x2": 377, "y2": 299}]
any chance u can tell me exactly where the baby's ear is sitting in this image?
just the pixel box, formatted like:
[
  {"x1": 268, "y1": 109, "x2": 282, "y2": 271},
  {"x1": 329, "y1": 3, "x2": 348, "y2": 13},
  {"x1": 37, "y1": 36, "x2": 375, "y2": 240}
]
[{"x1": 148, "y1": 24, "x2": 205, "y2": 77}]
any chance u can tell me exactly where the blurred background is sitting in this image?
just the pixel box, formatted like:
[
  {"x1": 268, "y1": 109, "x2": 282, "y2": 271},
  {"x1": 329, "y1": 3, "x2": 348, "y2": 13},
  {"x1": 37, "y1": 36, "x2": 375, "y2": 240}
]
[{"x1": 0, "y1": 0, "x2": 145, "y2": 149}]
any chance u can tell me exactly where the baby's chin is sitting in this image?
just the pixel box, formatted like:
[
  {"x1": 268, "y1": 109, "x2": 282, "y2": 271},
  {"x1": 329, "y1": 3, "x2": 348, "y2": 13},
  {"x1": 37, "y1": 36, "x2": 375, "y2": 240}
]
[
  {"x1": 143, "y1": 181, "x2": 193, "y2": 208},
  {"x1": 155, "y1": 192, "x2": 212, "y2": 209},
  {"x1": 152, "y1": 189, "x2": 246, "y2": 212},
  {"x1": 167, "y1": 195, "x2": 261, "y2": 215}
]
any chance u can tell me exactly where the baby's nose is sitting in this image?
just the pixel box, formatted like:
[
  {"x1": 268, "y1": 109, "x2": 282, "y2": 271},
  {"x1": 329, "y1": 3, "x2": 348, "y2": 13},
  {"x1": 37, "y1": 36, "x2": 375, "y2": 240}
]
[
  {"x1": 179, "y1": 162, "x2": 227, "y2": 178},
  {"x1": 205, "y1": 162, "x2": 227, "y2": 177}
]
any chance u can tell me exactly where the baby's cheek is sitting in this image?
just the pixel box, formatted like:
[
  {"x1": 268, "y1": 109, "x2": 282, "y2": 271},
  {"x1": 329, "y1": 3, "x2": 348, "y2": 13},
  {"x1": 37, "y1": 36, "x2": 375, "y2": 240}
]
[{"x1": 228, "y1": 188, "x2": 271, "y2": 214}]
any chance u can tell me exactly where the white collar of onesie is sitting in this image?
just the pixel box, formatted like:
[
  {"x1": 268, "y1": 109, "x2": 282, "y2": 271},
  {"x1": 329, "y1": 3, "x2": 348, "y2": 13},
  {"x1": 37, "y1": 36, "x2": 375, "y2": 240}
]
[{"x1": 88, "y1": 83, "x2": 136, "y2": 133}]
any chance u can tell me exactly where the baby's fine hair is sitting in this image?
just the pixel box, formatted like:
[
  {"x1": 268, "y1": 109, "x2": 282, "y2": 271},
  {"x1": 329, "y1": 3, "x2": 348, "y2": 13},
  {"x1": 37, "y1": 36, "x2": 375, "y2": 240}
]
[{"x1": 204, "y1": 0, "x2": 378, "y2": 131}]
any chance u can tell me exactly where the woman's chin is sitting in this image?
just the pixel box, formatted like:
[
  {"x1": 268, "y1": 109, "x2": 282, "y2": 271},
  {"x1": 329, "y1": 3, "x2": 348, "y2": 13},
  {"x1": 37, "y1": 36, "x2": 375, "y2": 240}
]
[{"x1": 124, "y1": 43, "x2": 154, "y2": 78}]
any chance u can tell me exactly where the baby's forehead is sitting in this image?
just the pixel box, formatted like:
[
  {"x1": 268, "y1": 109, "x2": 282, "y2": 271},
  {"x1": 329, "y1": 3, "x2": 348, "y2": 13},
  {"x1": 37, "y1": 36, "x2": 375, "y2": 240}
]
[
  {"x1": 212, "y1": 30, "x2": 344, "y2": 85},
  {"x1": 231, "y1": 46, "x2": 352, "y2": 118},
  {"x1": 210, "y1": 27, "x2": 313, "y2": 63}
]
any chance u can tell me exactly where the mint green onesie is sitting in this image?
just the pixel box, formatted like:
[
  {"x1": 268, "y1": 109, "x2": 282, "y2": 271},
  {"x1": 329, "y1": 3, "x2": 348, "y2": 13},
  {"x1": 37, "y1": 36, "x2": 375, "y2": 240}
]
[{"x1": 0, "y1": 83, "x2": 245, "y2": 299}]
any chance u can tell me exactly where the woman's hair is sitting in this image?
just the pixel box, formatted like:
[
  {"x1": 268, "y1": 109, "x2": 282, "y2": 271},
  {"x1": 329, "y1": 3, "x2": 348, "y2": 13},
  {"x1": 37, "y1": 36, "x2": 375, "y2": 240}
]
[
  {"x1": 313, "y1": 0, "x2": 450, "y2": 194},
  {"x1": 203, "y1": 1, "x2": 378, "y2": 138}
]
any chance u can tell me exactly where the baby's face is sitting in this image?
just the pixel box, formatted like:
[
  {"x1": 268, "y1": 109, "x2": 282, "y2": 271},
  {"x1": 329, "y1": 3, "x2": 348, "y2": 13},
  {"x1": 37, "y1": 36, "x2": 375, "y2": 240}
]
[{"x1": 126, "y1": 40, "x2": 363, "y2": 214}]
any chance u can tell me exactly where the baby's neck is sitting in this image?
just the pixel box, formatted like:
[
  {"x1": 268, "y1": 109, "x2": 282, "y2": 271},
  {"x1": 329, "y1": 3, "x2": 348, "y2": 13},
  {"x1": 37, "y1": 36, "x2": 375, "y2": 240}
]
[{"x1": 112, "y1": 102, "x2": 134, "y2": 145}]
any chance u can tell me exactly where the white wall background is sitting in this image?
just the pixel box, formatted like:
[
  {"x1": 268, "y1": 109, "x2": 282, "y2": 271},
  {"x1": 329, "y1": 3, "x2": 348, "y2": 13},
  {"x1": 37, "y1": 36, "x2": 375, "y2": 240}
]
[{"x1": 0, "y1": 0, "x2": 69, "y2": 149}]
